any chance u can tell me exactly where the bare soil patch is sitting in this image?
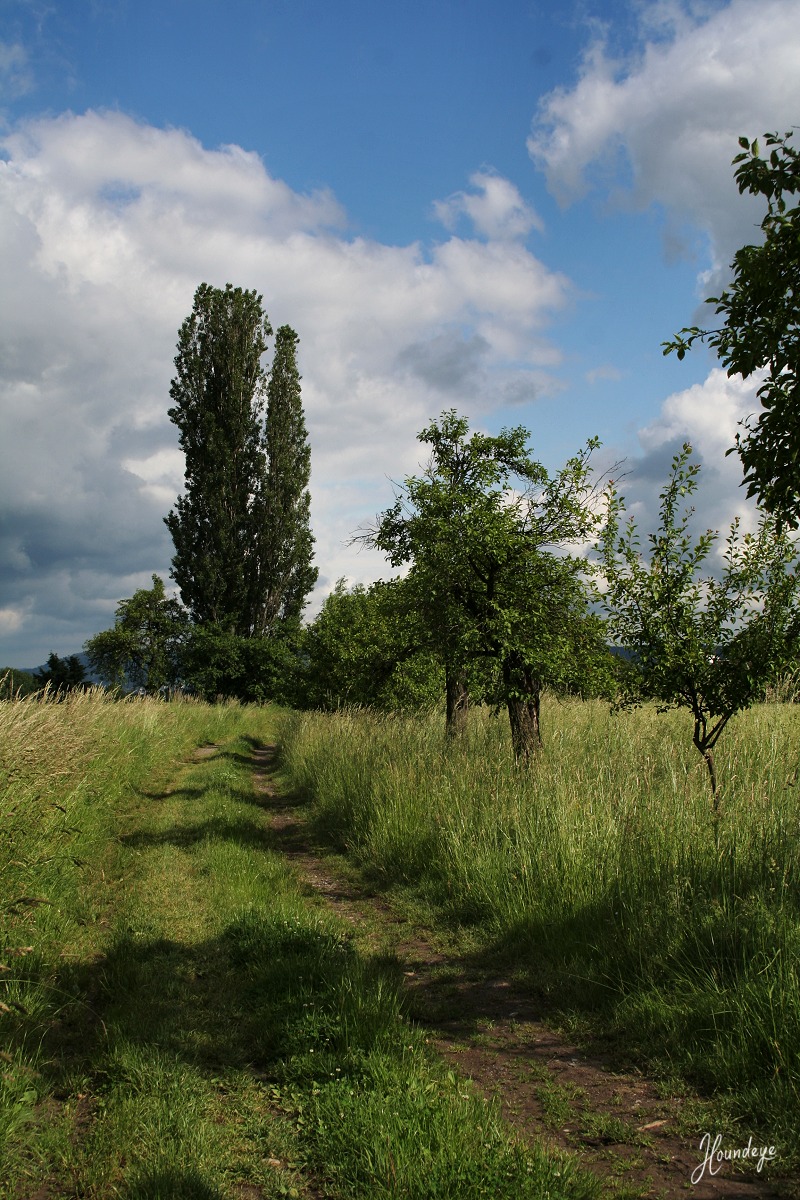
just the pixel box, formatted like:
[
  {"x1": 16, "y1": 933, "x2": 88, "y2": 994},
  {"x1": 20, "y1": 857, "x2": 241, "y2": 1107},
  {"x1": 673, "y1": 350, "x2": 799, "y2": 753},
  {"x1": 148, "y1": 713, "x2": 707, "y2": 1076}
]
[
  {"x1": 252, "y1": 742, "x2": 792, "y2": 1200},
  {"x1": 192, "y1": 742, "x2": 221, "y2": 760}
]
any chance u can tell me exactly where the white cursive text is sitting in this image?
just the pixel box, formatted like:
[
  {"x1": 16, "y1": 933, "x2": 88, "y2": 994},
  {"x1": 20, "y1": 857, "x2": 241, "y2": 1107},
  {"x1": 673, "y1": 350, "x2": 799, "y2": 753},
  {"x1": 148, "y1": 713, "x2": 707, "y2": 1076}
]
[{"x1": 691, "y1": 1133, "x2": 777, "y2": 1184}]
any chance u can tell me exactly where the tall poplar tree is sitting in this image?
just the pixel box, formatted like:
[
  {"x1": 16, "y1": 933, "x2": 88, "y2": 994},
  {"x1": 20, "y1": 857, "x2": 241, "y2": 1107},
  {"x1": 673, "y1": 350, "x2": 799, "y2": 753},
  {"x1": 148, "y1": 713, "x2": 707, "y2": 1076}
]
[
  {"x1": 165, "y1": 284, "x2": 316, "y2": 637},
  {"x1": 253, "y1": 325, "x2": 317, "y2": 629}
]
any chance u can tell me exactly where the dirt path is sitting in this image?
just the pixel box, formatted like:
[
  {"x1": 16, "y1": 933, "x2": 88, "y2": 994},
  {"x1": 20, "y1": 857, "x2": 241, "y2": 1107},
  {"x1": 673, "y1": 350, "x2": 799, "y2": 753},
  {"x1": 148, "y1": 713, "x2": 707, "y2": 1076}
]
[{"x1": 253, "y1": 742, "x2": 790, "y2": 1200}]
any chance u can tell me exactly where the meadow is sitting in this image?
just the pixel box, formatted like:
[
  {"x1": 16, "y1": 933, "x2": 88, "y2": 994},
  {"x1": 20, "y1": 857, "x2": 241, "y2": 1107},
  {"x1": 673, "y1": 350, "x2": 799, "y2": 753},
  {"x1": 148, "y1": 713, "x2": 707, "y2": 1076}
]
[
  {"x1": 277, "y1": 696, "x2": 800, "y2": 1159},
  {"x1": 0, "y1": 688, "x2": 597, "y2": 1198}
]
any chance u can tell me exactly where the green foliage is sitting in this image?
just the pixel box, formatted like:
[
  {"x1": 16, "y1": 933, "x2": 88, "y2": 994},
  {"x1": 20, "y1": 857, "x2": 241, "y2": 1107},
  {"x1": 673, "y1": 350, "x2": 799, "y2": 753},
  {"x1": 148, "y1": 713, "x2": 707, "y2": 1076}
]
[
  {"x1": 300, "y1": 578, "x2": 444, "y2": 711},
  {"x1": 550, "y1": 610, "x2": 622, "y2": 701},
  {"x1": 259, "y1": 325, "x2": 318, "y2": 626},
  {"x1": 84, "y1": 575, "x2": 188, "y2": 693},
  {"x1": 597, "y1": 444, "x2": 800, "y2": 798},
  {"x1": 182, "y1": 623, "x2": 301, "y2": 705},
  {"x1": 664, "y1": 131, "x2": 800, "y2": 525},
  {"x1": 166, "y1": 283, "x2": 271, "y2": 634},
  {"x1": 165, "y1": 284, "x2": 316, "y2": 637},
  {"x1": 33, "y1": 652, "x2": 87, "y2": 693},
  {"x1": 0, "y1": 669, "x2": 41, "y2": 699},
  {"x1": 371, "y1": 410, "x2": 604, "y2": 757}
]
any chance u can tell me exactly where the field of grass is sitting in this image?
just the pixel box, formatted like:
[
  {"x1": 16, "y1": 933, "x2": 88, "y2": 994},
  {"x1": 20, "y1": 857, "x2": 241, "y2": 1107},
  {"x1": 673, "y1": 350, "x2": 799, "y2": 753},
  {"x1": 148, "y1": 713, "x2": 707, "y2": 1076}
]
[
  {"x1": 0, "y1": 690, "x2": 596, "y2": 1198},
  {"x1": 277, "y1": 697, "x2": 800, "y2": 1162}
]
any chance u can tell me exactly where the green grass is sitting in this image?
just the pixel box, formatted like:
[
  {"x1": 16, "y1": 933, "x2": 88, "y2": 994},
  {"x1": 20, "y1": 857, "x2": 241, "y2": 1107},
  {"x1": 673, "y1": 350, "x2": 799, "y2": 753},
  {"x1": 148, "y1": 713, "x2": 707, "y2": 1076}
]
[
  {"x1": 0, "y1": 692, "x2": 597, "y2": 1198},
  {"x1": 276, "y1": 698, "x2": 800, "y2": 1166}
]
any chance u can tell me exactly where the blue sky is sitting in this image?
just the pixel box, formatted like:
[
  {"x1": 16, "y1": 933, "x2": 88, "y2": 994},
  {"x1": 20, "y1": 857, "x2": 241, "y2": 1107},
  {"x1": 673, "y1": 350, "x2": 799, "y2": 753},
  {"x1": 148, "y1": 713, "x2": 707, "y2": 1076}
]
[{"x1": 1, "y1": 0, "x2": 799, "y2": 666}]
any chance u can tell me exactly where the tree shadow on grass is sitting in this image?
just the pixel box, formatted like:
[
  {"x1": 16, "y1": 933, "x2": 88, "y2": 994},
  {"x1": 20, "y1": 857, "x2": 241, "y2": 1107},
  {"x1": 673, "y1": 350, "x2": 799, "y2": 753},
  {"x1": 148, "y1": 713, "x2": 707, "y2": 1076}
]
[
  {"x1": 10, "y1": 834, "x2": 794, "y2": 1195},
  {"x1": 119, "y1": 816, "x2": 275, "y2": 853},
  {"x1": 195, "y1": 737, "x2": 279, "y2": 773},
  {"x1": 136, "y1": 782, "x2": 278, "y2": 811},
  {"x1": 400, "y1": 865, "x2": 800, "y2": 1112},
  {"x1": 32, "y1": 894, "x2": 404, "y2": 1089},
  {"x1": 11, "y1": 900, "x2": 401, "y2": 1195},
  {"x1": 137, "y1": 737, "x2": 279, "y2": 805},
  {"x1": 136, "y1": 785, "x2": 217, "y2": 803},
  {"x1": 122, "y1": 1167, "x2": 226, "y2": 1200}
]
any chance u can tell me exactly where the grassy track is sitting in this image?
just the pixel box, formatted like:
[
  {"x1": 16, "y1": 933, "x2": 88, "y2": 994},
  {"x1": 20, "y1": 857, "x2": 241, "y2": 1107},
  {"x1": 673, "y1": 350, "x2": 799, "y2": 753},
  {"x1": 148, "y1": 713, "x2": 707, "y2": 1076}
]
[
  {"x1": 0, "y1": 693, "x2": 596, "y2": 1198},
  {"x1": 276, "y1": 698, "x2": 800, "y2": 1170}
]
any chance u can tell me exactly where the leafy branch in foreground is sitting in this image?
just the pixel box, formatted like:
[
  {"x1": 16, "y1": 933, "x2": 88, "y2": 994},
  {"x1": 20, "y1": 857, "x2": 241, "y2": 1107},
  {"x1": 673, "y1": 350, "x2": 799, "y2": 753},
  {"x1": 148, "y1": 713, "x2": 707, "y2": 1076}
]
[
  {"x1": 597, "y1": 443, "x2": 800, "y2": 806},
  {"x1": 663, "y1": 131, "x2": 800, "y2": 526}
]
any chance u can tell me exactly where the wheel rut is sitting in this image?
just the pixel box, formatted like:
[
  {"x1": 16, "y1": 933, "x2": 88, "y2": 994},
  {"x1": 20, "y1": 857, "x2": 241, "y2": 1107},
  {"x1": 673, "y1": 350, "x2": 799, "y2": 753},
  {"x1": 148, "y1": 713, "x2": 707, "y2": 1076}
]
[{"x1": 252, "y1": 742, "x2": 789, "y2": 1200}]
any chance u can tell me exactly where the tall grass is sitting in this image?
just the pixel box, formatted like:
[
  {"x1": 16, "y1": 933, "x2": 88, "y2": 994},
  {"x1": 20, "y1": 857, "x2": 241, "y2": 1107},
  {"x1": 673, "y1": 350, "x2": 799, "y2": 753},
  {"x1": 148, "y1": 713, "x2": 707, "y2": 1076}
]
[
  {"x1": 0, "y1": 689, "x2": 258, "y2": 1151},
  {"x1": 277, "y1": 698, "x2": 800, "y2": 1153},
  {"x1": 1, "y1": 700, "x2": 598, "y2": 1198}
]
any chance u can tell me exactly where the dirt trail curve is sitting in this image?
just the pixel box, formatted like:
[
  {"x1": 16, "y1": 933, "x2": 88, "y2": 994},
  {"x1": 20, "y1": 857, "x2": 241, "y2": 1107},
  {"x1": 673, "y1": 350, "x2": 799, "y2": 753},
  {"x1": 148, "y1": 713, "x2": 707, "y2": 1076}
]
[{"x1": 251, "y1": 742, "x2": 790, "y2": 1200}]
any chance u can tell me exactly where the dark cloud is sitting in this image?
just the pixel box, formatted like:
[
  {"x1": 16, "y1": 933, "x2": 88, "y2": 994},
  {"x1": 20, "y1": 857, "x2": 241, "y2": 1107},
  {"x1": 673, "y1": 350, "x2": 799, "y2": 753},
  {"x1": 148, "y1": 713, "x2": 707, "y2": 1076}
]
[
  {"x1": 626, "y1": 436, "x2": 689, "y2": 486},
  {"x1": 398, "y1": 332, "x2": 490, "y2": 395}
]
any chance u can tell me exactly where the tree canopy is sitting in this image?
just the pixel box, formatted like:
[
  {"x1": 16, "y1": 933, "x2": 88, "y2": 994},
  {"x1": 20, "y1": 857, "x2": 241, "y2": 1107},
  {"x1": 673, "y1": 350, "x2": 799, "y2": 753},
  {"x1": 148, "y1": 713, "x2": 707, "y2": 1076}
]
[
  {"x1": 165, "y1": 284, "x2": 316, "y2": 637},
  {"x1": 257, "y1": 325, "x2": 317, "y2": 628},
  {"x1": 664, "y1": 131, "x2": 800, "y2": 526},
  {"x1": 300, "y1": 577, "x2": 443, "y2": 712},
  {"x1": 371, "y1": 411, "x2": 608, "y2": 760},
  {"x1": 598, "y1": 444, "x2": 800, "y2": 802},
  {"x1": 0, "y1": 669, "x2": 39, "y2": 699},
  {"x1": 85, "y1": 575, "x2": 188, "y2": 694},
  {"x1": 33, "y1": 653, "x2": 87, "y2": 693}
]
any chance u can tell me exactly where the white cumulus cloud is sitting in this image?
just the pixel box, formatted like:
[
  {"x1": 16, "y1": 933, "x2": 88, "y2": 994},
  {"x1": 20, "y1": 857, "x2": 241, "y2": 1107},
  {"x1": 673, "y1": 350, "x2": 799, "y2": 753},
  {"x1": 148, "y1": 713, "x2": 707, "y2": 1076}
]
[
  {"x1": 527, "y1": 0, "x2": 800, "y2": 545},
  {"x1": 616, "y1": 367, "x2": 762, "y2": 545},
  {"x1": 433, "y1": 170, "x2": 545, "y2": 242},
  {"x1": 529, "y1": 0, "x2": 800, "y2": 281},
  {"x1": 0, "y1": 110, "x2": 571, "y2": 663}
]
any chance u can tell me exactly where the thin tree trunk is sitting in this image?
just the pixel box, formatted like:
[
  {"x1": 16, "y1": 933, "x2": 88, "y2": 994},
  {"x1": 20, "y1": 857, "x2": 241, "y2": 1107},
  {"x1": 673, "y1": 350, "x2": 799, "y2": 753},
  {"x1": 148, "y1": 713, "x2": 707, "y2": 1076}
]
[
  {"x1": 701, "y1": 746, "x2": 722, "y2": 854},
  {"x1": 703, "y1": 749, "x2": 718, "y2": 802},
  {"x1": 445, "y1": 666, "x2": 469, "y2": 737},
  {"x1": 693, "y1": 714, "x2": 721, "y2": 811}
]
